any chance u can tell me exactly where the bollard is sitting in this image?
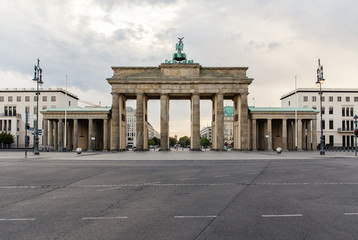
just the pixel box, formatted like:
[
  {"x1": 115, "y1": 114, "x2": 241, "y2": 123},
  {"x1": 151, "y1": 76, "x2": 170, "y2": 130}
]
[{"x1": 76, "y1": 147, "x2": 82, "y2": 154}]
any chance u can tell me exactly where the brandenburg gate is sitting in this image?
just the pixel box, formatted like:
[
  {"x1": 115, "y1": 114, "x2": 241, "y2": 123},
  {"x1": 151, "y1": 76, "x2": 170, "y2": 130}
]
[{"x1": 107, "y1": 38, "x2": 253, "y2": 151}]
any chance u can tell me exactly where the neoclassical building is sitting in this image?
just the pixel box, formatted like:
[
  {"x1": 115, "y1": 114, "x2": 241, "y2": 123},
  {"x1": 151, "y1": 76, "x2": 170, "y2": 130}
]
[{"x1": 41, "y1": 39, "x2": 318, "y2": 151}]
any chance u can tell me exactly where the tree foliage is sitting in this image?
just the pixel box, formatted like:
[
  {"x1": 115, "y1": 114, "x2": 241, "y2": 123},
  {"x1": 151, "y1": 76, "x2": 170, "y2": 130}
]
[
  {"x1": 152, "y1": 137, "x2": 160, "y2": 146},
  {"x1": 148, "y1": 138, "x2": 155, "y2": 146},
  {"x1": 200, "y1": 137, "x2": 210, "y2": 147},
  {"x1": 169, "y1": 137, "x2": 177, "y2": 147},
  {"x1": 0, "y1": 132, "x2": 14, "y2": 144},
  {"x1": 178, "y1": 136, "x2": 190, "y2": 146}
]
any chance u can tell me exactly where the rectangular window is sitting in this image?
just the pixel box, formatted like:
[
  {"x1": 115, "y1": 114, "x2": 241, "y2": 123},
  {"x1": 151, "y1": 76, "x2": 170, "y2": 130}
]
[
  {"x1": 34, "y1": 96, "x2": 38, "y2": 102},
  {"x1": 346, "y1": 96, "x2": 350, "y2": 102},
  {"x1": 34, "y1": 107, "x2": 37, "y2": 114},
  {"x1": 9, "y1": 107, "x2": 12, "y2": 116},
  {"x1": 329, "y1": 135, "x2": 334, "y2": 146},
  {"x1": 342, "y1": 107, "x2": 345, "y2": 117},
  {"x1": 25, "y1": 96, "x2": 30, "y2": 102},
  {"x1": 322, "y1": 120, "x2": 325, "y2": 130},
  {"x1": 351, "y1": 121, "x2": 354, "y2": 130},
  {"x1": 51, "y1": 96, "x2": 56, "y2": 102},
  {"x1": 322, "y1": 96, "x2": 325, "y2": 102},
  {"x1": 0, "y1": 96, "x2": 4, "y2": 102},
  {"x1": 351, "y1": 108, "x2": 354, "y2": 117},
  {"x1": 355, "y1": 97, "x2": 358, "y2": 102},
  {"x1": 4, "y1": 106, "x2": 8, "y2": 116},
  {"x1": 329, "y1": 107, "x2": 333, "y2": 114},
  {"x1": 321, "y1": 107, "x2": 325, "y2": 115},
  {"x1": 342, "y1": 120, "x2": 345, "y2": 130},
  {"x1": 329, "y1": 96, "x2": 333, "y2": 102},
  {"x1": 329, "y1": 120, "x2": 334, "y2": 130},
  {"x1": 346, "y1": 108, "x2": 349, "y2": 117},
  {"x1": 312, "y1": 96, "x2": 316, "y2": 102},
  {"x1": 303, "y1": 96, "x2": 308, "y2": 102},
  {"x1": 8, "y1": 120, "x2": 11, "y2": 131},
  {"x1": 42, "y1": 106, "x2": 47, "y2": 110},
  {"x1": 43, "y1": 96, "x2": 47, "y2": 102},
  {"x1": 337, "y1": 96, "x2": 342, "y2": 102},
  {"x1": 342, "y1": 136, "x2": 346, "y2": 147},
  {"x1": 25, "y1": 106, "x2": 30, "y2": 114},
  {"x1": 13, "y1": 106, "x2": 16, "y2": 116},
  {"x1": 8, "y1": 96, "x2": 13, "y2": 102},
  {"x1": 17, "y1": 96, "x2": 21, "y2": 102}
]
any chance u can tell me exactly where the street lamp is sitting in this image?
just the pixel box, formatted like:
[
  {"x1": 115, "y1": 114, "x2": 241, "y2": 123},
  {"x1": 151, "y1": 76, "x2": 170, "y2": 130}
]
[
  {"x1": 316, "y1": 59, "x2": 325, "y2": 155},
  {"x1": 32, "y1": 58, "x2": 43, "y2": 155}
]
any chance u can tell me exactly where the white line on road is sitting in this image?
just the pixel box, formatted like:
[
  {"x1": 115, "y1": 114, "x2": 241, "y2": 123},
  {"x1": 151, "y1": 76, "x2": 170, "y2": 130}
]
[
  {"x1": 82, "y1": 216, "x2": 127, "y2": 220},
  {"x1": 143, "y1": 182, "x2": 161, "y2": 185},
  {"x1": 179, "y1": 178, "x2": 198, "y2": 181},
  {"x1": 344, "y1": 213, "x2": 358, "y2": 216},
  {"x1": 96, "y1": 186, "x2": 122, "y2": 192},
  {"x1": 262, "y1": 214, "x2": 303, "y2": 218},
  {"x1": 0, "y1": 218, "x2": 35, "y2": 221},
  {"x1": 174, "y1": 215, "x2": 217, "y2": 219},
  {"x1": 214, "y1": 175, "x2": 231, "y2": 178}
]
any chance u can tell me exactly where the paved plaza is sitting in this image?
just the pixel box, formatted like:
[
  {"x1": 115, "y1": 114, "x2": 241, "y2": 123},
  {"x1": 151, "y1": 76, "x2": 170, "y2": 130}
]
[{"x1": 0, "y1": 150, "x2": 358, "y2": 239}]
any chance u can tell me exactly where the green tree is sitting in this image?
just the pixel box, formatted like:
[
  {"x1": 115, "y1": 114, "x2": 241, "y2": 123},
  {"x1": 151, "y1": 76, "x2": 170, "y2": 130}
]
[
  {"x1": 179, "y1": 136, "x2": 190, "y2": 146},
  {"x1": 152, "y1": 137, "x2": 160, "y2": 146},
  {"x1": 200, "y1": 137, "x2": 210, "y2": 147},
  {"x1": 148, "y1": 138, "x2": 155, "y2": 146},
  {"x1": 0, "y1": 132, "x2": 14, "y2": 148},
  {"x1": 169, "y1": 137, "x2": 177, "y2": 147}
]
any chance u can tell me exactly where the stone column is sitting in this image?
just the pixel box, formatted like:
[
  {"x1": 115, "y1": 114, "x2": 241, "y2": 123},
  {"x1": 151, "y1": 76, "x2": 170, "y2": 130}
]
[
  {"x1": 160, "y1": 94, "x2": 170, "y2": 151},
  {"x1": 88, "y1": 119, "x2": 93, "y2": 151},
  {"x1": 118, "y1": 94, "x2": 127, "y2": 151},
  {"x1": 312, "y1": 119, "x2": 317, "y2": 150},
  {"x1": 240, "y1": 93, "x2": 249, "y2": 150},
  {"x1": 307, "y1": 120, "x2": 312, "y2": 150},
  {"x1": 103, "y1": 119, "x2": 108, "y2": 151},
  {"x1": 213, "y1": 93, "x2": 224, "y2": 151},
  {"x1": 297, "y1": 119, "x2": 303, "y2": 151},
  {"x1": 48, "y1": 120, "x2": 53, "y2": 147},
  {"x1": 233, "y1": 95, "x2": 240, "y2": 150},
  {"x1": 68, "y1": 121, "x2": 72, "y2": 150},
  {"x1": 73, "y1": 119, "x2": 78, "y2": 149},
  {"x1": 54, "y1": 120, "x2": 58, "y2": 150},
  {"x1": 58, "y1": 119, "x2": 63, "y2": 151},
  {"x1": 136, "y1": 93, "x2": 144, "y2": 151},
  {"x1": 282, "y1": 119, "x2": 288, "y2": 151},
  {"x1": 252, "y1": 119, "x2": 257, "y2": 151},
  {"x1": 267, "y1": 119, "x2": 272, "y2": 151},
  {"x1": 111, "y1": 92, "x2": 119, "y2": 151},
  {"x1": 143, "y1": 95, "x2": 148, "y2": 150},
  {"x1": 43, "y1": 119, "x2": 48, "y2": 146},
  {"x1": 191, "y1": 94, "x2": 200, "y2": 151}
]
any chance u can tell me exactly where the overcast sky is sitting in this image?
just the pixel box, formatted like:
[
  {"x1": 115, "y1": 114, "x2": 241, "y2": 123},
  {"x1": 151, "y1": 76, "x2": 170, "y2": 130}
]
[{"x1": 1, "y1": 0, "x2": 357, "y2": 137}]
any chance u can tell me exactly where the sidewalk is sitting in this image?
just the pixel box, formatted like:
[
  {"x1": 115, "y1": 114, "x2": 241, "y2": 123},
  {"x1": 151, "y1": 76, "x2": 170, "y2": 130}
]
[{"x1": 1, "y1": 150, "x2": 357, "y2": 161}]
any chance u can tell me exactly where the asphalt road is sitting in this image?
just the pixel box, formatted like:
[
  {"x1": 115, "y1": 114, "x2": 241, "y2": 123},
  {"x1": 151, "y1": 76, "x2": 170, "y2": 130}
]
[{"x1": 0, "y1": 154, "x2": 358, "y2": 239}]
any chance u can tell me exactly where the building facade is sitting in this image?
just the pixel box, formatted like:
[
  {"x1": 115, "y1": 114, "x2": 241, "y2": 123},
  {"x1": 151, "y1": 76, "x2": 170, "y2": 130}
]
[
  {"x1": 0, "y1": 88, "x2": 78, "y2": 148},
  {"x1": 281, "y1": 88, "x2": 358, "y2": 147},
  {"x1": 200, "y1": 126, "x2": 212, "y2": 142},
  {"x1": 224, "y1": 106, "x2": 234, "y2": 146},
  {"x1": 126, "y1": 106, "x2": 136, "y2": 147}
]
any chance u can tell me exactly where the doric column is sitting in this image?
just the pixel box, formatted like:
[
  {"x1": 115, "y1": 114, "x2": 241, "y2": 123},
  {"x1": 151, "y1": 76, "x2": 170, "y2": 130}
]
[
  {"x1": 118, "y1": 94, "x2": 127, "y2": 151},
  {"x1": 282, "y1": 119, "x2": 287, "y2": 151},
  {"x1": 160, "y1": 94, "x2": 170, "y2": 151},
  {"x1": 240, "y1": 93, "x2": 249, "y2": 150},
  {"x1": 267, "y1": 119, "x2": 272, "y2": 151},
  {"x1": 73, "y1": 119, "x2": 78, "y2": 149},
  {"x1": 68, "y1": 121, "x2": 72, "y2": 150},
  {"x1": 233, "y1": 95, "x2": 240, "y2": 150},
  {"x1": 43, "y1": 119, "x2": 48, "y2": 146},
  {"x1": 58, "y1": 119, "x2": 63, "y2": 151},
  {"x1": 111, "y1": 92, "x2": 119, "y2": 151},
  {"x1": 297, "y1": 119, "x2": 303, "y2": 151},
  {"x1": 48, "y1": 120, "x2": 53, "y2": 147},
  {"x1": 191, "y1": 94, "x2": 200, "y2": 151},
  {"x1": 312, "y1": 119, "x2": 317, "y2": 150},
  {"x1": 103, "y1": 119, "x2": 108, "y2": 151},
  {"x1": 307, "y1": 120, "x2": 312, "y2": 150},
  {"x1": 136, "y1": 93, "x2": 144, "y2": 151},
  {"x1": 213, "y1": 93, "x2": 224, "y2": 151},
  {"x1": 252, "y1": 119, "x2": 257, "y2": 151},
  {"x1": 54, "y1": 120, "x2": 58, "y2": 150},
  {"x1": 88, "y1": 119, "x2": 93, "y2": 151}
]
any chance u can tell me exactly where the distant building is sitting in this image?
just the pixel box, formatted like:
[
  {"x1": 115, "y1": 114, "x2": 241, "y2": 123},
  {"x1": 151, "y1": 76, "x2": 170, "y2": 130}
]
[
  {"x1": 224, "y1": 106, "x2": 234, "y2": 145},
  {"x1": 200, "y1": 126, "x2": 212, "y2": 142},
  {"x1": 126, "y1": 106, "x2": 136, "y2": 147},
  {"x1": 148, "y1": 122, "x2": 159, "y2": 139},
  {"x1": 0, "y1": 88, "x2": 78, "y2": 148},
  {"x1": 281, "y1": 88, "x2": 358, "y2": 147}
]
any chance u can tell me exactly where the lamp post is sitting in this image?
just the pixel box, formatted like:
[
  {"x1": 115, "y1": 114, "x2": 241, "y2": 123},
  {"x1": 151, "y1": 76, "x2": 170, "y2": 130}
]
[
  {"x1": 316, "y1": 59, "x2": 325, "y2": 155},
  {"x1": 32, "y1": 58, "x2": 43, "y2": 155}
]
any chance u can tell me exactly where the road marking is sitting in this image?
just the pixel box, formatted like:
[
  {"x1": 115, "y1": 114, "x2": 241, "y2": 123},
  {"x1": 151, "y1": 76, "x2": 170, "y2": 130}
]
[
  {"x1": 174, "y1": 215, "x2": 217, "y2": 219},
  {"x1": 344, "y1": 213, "x2": 358, "y2": 216},
  {"x1": 179, "y1": 178, "x2": 198, "y2": 181},
  {"x1": 96, "y1": 186, "x2": 122, "y2": 192},
  {"x1": 143, "y1": 181, "x2": 161, "y2": 184},
  {"x1": 82, "y1": 216, "x2": 127, "y2": 220},
  {"x1": 0, "y1": 218, "x2": 35, "y2": 221},
  {"x1": 262, "y1": 214, "x2": 303, "y2": 218},
  {"x1": 214, "y1": 175, "x2": 230, "y2": 178}
]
